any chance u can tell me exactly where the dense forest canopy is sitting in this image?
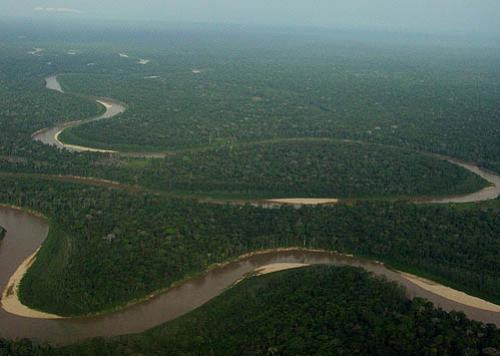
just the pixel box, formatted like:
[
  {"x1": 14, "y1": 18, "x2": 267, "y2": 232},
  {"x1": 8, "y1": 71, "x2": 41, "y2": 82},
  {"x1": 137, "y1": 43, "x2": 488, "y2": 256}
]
[
  {"x1": 136, "y1": 139, "x2": 487, "y2": 198},
  {"x1": 0, "y1": 22, "x2": 499, "y2": 352},
  {"x1": 0, "y1": 37, "x2": 496, "y2": 199},
  {"x1": 0, "y1": 175, "x2": 497, "y2": 315},
  {"x1": 51, "y1": 38, "x2": 500, "y2": 175}
]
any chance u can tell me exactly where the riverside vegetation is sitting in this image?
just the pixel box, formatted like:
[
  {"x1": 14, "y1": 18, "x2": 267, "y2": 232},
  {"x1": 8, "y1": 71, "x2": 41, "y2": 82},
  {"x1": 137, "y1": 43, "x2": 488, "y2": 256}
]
[
  {"x1": 0, "y1": 54, "x2": 488, "y2": 200},
  {"x1": 0, "y1": 175, "x2": 498, "y2": 315},
  {"x1": 53, "y1": 38, "x2": 500, "y2": 175},
  {"x1": 0, "y1": 22, "x2": 499, "y2": 352},
  {"x1": 2, "y1": 266, "x2": 500, "y2": 355},
  {"x1": 137, "y1": 139, "x2": 487, "y2": 198}
]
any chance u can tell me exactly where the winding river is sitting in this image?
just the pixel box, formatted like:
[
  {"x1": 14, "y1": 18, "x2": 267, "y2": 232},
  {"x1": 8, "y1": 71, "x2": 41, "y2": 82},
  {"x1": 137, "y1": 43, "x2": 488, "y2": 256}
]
[
  {"x1": 32, "y1": 76, "x2": 168, "y2": 158},
  {"x1": 1, "y1": 74, "x2": 498, "y2": 344},
  {"x1": 33, "y1": 76, "x2": 500, "y2": 204},
  {"x1": 427, "y1": 157, "x2": 500, "y2": 203},
  {"x1": 32, "y1": 76, "x2": 126, "y2": 154},
  {"x1": 2, "y1": 206, "x2": 500, "y2": 344}
]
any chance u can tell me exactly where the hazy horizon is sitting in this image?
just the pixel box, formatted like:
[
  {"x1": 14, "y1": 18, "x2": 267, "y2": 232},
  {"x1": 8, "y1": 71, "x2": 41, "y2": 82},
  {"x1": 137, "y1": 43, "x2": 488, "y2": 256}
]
[{"x1": 1, "y1": 0, "x2": 500, "y2": 36}]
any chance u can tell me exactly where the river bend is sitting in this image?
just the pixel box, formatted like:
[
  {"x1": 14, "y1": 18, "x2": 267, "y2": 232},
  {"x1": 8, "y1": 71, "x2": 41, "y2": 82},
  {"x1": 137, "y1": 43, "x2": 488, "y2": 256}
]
[
  {"x1": 2, "y1": 206, "x2": 500, "y2": 344},
  {"x1": 5, "y1": 74, "x2": 499, "y2": 343},
  {"x1": 32, "y1": 76, "x2": 126, "y2": 154}
]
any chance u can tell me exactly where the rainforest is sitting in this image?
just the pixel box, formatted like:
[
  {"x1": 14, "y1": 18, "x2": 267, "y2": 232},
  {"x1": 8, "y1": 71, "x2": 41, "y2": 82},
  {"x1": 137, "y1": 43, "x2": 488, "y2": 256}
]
[{"x1": 0, "y1": 17, "x2": 499, "y2": 355}]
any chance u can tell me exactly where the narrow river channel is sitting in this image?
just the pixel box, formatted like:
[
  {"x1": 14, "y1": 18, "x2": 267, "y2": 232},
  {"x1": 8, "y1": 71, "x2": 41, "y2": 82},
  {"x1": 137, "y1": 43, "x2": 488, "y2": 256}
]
[{"x1": 31, "y1": 76, "x2": 126, "y2": 153}]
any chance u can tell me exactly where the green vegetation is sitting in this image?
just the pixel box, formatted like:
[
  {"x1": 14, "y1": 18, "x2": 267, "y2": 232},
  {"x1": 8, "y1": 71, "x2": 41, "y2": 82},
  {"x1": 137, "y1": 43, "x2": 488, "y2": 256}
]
[
  {"x1": 3, "y1": 266, "x2": 500, "y2": 355},
  {"x1": 0, "y1": 45, "x2": 111, "y2": 179},
  {"x1": 0, "y1": 175, "x2": 497, "y2": 316},
  {"x1": 138, "y1": 139, "x2": 487, "y2": 198},
  {"x1": 0, "y1": 36, "x2": 497, "y2": 200},
  {"x1": 68, "y1": 266, "x2": 500, "y2": 355},
  {"x1": 0, "y1": 24, "x2": 499, "y2": 350},
  {"x1": 53, "y1": 41, "x2": 500, "y2": 175}
]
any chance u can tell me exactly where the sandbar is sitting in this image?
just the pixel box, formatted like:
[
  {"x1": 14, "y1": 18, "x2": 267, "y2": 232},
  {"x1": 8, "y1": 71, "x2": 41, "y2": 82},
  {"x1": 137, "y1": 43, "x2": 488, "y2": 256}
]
[
  {"x1": 1, "y1": 248, "x2": 64, "y2": 319},
  {"x1": 265, "y1": 198, "x2": 339, "y2": 205},
  {"x1": 400, "y1": 272, "x2": 500, "y2": 312},
  {"x1": 254, "y1": 263, "x2": 310, "y2": 275}
]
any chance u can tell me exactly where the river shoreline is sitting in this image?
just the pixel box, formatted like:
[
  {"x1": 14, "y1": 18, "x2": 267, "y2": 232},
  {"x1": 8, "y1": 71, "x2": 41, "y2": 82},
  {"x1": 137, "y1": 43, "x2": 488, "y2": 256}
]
[
  {"x1": 6, "y1": 74, "x2": 499, "y2": 343},
  {"x1": 33, "y1": 75, "x2": 499, "y2": 205},
  {"x1": 34, "y1": 75, "x2": 170, "y2": 158},
  {"x1": 32, "y1": 75, "x2": 126, "y2": 154},
  {"x1": 254, "y1": 263, "x2": 310, "y2": 275},
  {"x1": 1, "y1": 248, "x2": 64, "y2": 319},
  {"x1": 1, "y1": 205, "x2": 500, "y2": 344},
  {"x1": 3, "y1": 220, "x2": 500, "y2": 328}
]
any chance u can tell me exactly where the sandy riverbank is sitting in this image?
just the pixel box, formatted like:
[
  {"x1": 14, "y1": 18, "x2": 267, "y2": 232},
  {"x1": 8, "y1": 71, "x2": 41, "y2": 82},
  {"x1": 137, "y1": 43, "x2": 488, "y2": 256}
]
[
  {"x1": 265, "y1": 198, "x2": 339, "y2": 205},
  {"x1": 1, "y1": 248, "x2": 64, "y2": 319},
  {"x1": 3, "y1": 242, "x2": 500, "y2": 323},
  {"x1": 54, "y1": 129, "x2": 117, "y2": 153},
  {"x1": 399, "y1": 272, "x2": 500, "y2": 312},
  {"x1": 241, "y1": 248, "x2": 500, "y2": 313},
  {"x1": 52, "y1": 100, "x2": 119, "y2": 153},
  {"x1": 255, "y1": 263, "x2": 310, "y2": 275},
  {"x1": 96, "y1": 100, "x2": 113, "y2": 111}
]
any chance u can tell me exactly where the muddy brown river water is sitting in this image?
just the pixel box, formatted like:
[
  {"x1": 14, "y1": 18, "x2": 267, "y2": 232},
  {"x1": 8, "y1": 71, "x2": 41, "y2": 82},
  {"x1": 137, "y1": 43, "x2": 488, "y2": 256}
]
[
  {"x1": 6, "y1": 74, "x2": 500, "y2": 344},
  {"x1": 34, "y1": 76, "x2": 500, "y2": 202},
  {"x1": 31, "y1": 76, "x2": 126, "y2": 153},
  {"x1": 32, "y1": 76, "x2": 170, "y2": 158},
  {"x1": 1, "y1": 206, "x2": 500, "y2": 344}
]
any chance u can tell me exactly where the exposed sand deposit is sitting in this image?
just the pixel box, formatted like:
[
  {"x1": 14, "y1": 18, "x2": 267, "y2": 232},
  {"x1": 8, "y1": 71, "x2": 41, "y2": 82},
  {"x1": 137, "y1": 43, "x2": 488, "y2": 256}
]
[
  {"x1": 96, "y1": 100, "x2": 113, "y2": 111},
  {"x1": 254, "y1": 263, "x2": 310, "y2": 275},
  {"x1": 54, "y1": 129, "x2": 117, "y2": 153},
  {"x1": 35, "y1": 75, "x2": 500, "y2": 205},
  {"x1": 28, "y1": 48, "x2": 43, "y2": 56},
  {"x1": 1, "y1": 248, "x2": 63, "y2": 319},
  {"x1": 34, "y1": 78, "x2": 126, "y2": 153},
  {"x1": 400, "y1": 272, "x2": 500, "y2": 312},
  {"x1": 52, "y1": 101, "x2": 118, "y2": 153},
  {"x1": 265, "y1": 198, "x2": 339, "y2": 205},
  {"x1": 2, "y1": 222, "x2": 500, "y2": 344},
  {"x1": 426, "y1": 157, "x2": 500, "y2": 203}
]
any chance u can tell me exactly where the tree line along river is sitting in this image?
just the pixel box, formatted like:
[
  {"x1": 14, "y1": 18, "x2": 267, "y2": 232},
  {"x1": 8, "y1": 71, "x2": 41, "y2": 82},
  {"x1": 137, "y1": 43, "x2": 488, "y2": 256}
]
[{"x1": 0, "y1": 75, "x2": 499, "y2": 344}]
